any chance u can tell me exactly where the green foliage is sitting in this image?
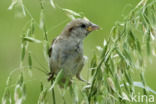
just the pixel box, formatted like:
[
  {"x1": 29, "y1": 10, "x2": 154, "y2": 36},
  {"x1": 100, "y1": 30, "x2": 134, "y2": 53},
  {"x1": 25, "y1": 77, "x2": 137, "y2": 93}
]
[{"x1": 2, "y1": 0, "x2": 156, "y2": 104}]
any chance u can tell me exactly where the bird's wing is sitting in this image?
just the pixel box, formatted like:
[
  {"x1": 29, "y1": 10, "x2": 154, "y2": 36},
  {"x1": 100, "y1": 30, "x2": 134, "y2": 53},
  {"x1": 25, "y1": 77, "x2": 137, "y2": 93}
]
[
  {"x1": 48, "y1": 38, "x2": 56, "y2": 81},
  {"x1": 48, "y1": 38, "x2": 56, "y2": 58},
  {"x1": 76, "y1": 59, "x2": 85, "y2": 81}
]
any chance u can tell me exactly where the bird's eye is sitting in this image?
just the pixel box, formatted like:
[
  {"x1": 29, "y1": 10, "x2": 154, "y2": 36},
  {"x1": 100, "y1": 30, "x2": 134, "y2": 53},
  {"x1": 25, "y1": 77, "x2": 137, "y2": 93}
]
[{"x1": 80, "y1": 24, "x2": 86, "y2": 28}]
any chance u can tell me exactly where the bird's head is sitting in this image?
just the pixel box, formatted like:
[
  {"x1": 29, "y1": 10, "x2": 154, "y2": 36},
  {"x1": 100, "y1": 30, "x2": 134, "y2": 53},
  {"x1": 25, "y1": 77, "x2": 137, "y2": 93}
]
[{"x1": 61, "y1": 18, "x2": 99, "y2": 40}]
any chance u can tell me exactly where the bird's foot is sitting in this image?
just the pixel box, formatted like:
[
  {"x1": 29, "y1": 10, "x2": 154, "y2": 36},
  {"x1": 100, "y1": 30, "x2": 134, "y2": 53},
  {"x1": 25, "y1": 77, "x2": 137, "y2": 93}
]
[
  {"x1": 48, "y1": 72, "x2": 54, "y2": 81},
  {"x1": 76, "y1": 74, "x2": 90, "y2": 84}
]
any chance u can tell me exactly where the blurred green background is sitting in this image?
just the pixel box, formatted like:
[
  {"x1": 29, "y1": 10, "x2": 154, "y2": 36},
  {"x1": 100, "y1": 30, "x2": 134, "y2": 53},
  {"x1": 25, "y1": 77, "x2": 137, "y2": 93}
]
[{"x1": 0, "y1": 0, "x2": 156, "y2": 103}]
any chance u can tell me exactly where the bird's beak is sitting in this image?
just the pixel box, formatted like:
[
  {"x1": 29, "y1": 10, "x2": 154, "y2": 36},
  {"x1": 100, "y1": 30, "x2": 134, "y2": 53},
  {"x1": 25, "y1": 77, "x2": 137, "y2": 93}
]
[{"x1": 87, "y1": 24, "x2": 100, "y2": 32}]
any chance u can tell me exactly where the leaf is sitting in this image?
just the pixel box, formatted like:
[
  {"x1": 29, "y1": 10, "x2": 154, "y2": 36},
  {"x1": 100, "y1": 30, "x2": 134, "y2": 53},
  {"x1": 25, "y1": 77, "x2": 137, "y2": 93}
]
[
  {"x1": 62, "y1": 8, "x2": 81, "y2": 19},
  {"x1": 90, "y1": 54, "x2": 97, "y2": 68},
  {"x1": 21, "y1": 44, "x2": 26, "y2": 62},
  {"x1": 40, "y1": 10, "x2": 44, "y2": 29},
  {"x1": 28, "y1": 51, "x2": 32, "y2": 70},
  {"x1": 146, "y1": 30, "x2": 151, "y2": 55},
  {"x1": 8, "y1": 0, "x2": 17, "y2": 10},
  {"x1": 82, "y1": 84, "x2": 91, "y2": 90},
  {"x1": 107, "y1": 77, "x2": 116, "y2": 93},
  {"x1": 136, "y1": 40, "x2": 141, "y2": 53},
  {"x1": 123, "y1": 80, "x2": 130, "y2": 94},
  {"x1": 40, "y1": 0, "x2": 45, "y2": 9},
  {"x1": 2, "y1": 88, "x2": 12, "y2": 104},
  {"x1": 62, "y1": 8, "x2": 81, "y2": 17},
  {"x1": 49, "y1": 70, "x2": 63, "y2": 90},
  {"x1": 18, "y1": 73, "x2": 24, "y2": 85},
  {"x1": 66, "y1": 14, "x2": 75, "y2": 20},
  {"x1": 115, "y1": 48, "x2": 129, "y2": 65},
  {"x1": 14, "y1": 74, "x2": 26, "y2": 104},
  {"x1": 101, "y1": 42, "x2": 108, "y2": 58},
  {"x1": 124, "y1": 70, "x2": 133, "y2": 85},
  {"x1": 123, "y1": 43, "x2": 133, "y2": 66},
  {"x1": 30, "y1": 19, "x2": 35, "y2": 36},
  {"x1": 38, "y1": 83, "x2": 48, "y2": 104},
  {"x1": 150, "y1": 31, "x2": 155, "y2": 40},
  {"x1": 140, "y1": 72, "x2": 148, "y2": 95},
  {"x1": 50, "y1": 0, "x2": 56, "y2": 8},
  {"x1": 152, "y1": 48, "x2": 156, "y2": 56},
  {"x1": 136, "y1": 0, "x2": 147, "y2": 8},
  {"x1": 103, "y1": 40, "x2": 107, "y2": 46},
  {"x1": 23, "y1": 37, "x2": 42, "y2": 43},
  {"x1": 96, "y1": 46, "x2": 103, "y2": 51},
  {"x1": 19, "y1": 0, "x2": 26, "y2": 16},
  {"x1": 114, "y1": 74, "x2": 121, "y2": 94},
  {"x1": 73, "y1": 84, "x2": 79, "y2": 103},
  {"x1": 43, "y1": 41, "x2": 49, "y2": 62},
  {"x1": 8, "y1": 0, "x2": 26, "y2": 16},
  {"x1": 109, "y1": 57, "x2": 115, "y2": 75}
]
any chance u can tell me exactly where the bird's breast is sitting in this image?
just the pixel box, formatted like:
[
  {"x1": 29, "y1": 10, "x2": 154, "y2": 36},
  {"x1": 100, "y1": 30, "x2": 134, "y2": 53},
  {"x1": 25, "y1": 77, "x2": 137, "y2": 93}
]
[
  {"x1": 50, "y1": 38, "x2": 84, "y2": 77},
  {"x1": 61, "y1": 41, "x2": 83, "y2": 76}
]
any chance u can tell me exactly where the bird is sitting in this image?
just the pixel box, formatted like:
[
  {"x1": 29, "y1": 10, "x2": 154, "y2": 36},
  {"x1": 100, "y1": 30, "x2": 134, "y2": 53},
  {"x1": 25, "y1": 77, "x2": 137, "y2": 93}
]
[{"x1": 48, "y1": 18, "x2": 99, "y2": 85}]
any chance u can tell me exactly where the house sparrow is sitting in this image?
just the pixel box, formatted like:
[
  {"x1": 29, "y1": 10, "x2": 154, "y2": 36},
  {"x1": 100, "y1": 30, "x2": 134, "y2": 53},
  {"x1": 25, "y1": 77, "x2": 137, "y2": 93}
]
[{"x1": 48, "y1": 18, "x2": 99, "y2": 84}]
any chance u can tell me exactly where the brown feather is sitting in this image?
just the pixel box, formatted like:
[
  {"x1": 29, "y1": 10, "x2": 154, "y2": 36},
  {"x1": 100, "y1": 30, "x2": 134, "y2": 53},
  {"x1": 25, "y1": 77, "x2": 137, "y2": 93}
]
[
  {"x1": 48, "y1": 38, "x2": 56, "y2": 57},
  {"x1": 48, "y1": 38, "x2": 56, "y2": 81},
  {"x1": 61, "y1": 19, "x2": 89, "y2": 37}
]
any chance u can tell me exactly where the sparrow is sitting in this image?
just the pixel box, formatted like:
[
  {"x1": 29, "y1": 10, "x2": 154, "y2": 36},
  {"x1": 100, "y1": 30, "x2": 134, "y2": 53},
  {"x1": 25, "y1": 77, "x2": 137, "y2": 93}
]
[{"x1": 48, "y1": 18, "x2": 99, "y2": 85}]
